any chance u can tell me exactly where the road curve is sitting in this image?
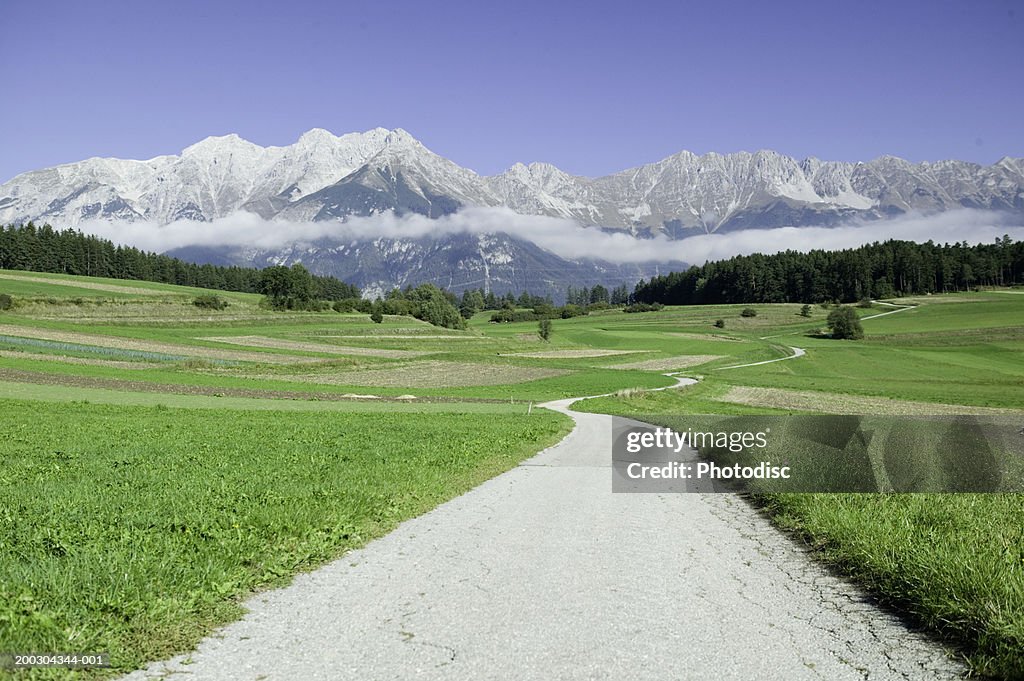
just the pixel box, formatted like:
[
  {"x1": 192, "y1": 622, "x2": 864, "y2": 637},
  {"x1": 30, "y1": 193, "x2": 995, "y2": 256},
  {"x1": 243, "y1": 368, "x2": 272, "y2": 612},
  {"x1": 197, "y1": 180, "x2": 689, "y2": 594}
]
[
  {"x1": 122, "y1": 390, "x2": 965, "y2": 680},
  {"x1": 717, "y1": 345, "x2": 806, "y2": 370}
]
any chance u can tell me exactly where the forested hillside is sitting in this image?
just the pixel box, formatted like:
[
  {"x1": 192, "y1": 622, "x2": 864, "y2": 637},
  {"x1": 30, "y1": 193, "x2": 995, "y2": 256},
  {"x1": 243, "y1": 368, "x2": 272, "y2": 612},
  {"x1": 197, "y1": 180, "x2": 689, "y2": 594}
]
[
  {"x1": 0, "y1": 223, "x2": 360, "y2": 299},
  {"x1": 632, "y1": 237, "x2": 1024, "y2": 305}
]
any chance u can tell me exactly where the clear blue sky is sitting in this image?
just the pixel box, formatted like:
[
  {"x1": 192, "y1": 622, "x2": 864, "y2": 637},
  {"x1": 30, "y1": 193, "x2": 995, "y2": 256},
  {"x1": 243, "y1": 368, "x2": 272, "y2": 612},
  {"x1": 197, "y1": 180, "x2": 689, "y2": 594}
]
[{"x1": 1, "y1": 0, "x2": 1021, "y2": 182}]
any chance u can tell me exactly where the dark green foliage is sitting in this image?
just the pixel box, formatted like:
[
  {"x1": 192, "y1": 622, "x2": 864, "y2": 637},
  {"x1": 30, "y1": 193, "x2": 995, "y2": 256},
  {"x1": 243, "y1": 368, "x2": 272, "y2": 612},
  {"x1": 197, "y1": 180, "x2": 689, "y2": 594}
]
[
  {"x1": 490, "y1": 309, "x2": 541, "y2": 323},
  {"x1": 0, "y1": 293, "x2": 11, "y2": 310},
  {"x1": 740, "y1": 307, "x2": 758, "y2": 317},
  {"x1": 827, "y1": 306, "x2": 865, "y2": 339},
  {"x1": 489, "y1": 302, "x2": 590, "y2": 323},
  {"x1": 258, "y1": 264, "x2": 316, "y2": 310},
  {"x1": 632, "y1": 236, "x2": 1024, "y2": 305},
  {"x1": 566, "y1": 284, "x2": 620, "y2": 307},
  {"x1": 379, "y1": 284, "x2": 465, "y2": 329},
  {"x1": 370, "y1": 310, "x2": 383, "y2": 324},
  {"x1": 192, "y1": 294, "x2": 228, "y2": 310},
  {"x1": 800, "y1": 304, "x2": 812, "y2": 317},
  {"x1": 538, "y1": 318, "x2": 552, "y2": 342},
  {"x1": 714, "y1": 319, "x2": 726, "y2": 328},
  {"x1": 0, "y1": 223, "x2": 360, "y2": 300},
  {"x1": 333, "y1": 298, "x2": 372, "y2": 313},
  {"x1": 623, "y1": 302, "x2": 664, "y2": 313},
  {"x1": 858, "y1": 297, "x2": 874, "y2": 308},
  {"x1": 559, "y1": 304, "x2": 588, "y2": 319},
  {"x1": 610, "y1": 283, "x2": 630, "y2": 305}
]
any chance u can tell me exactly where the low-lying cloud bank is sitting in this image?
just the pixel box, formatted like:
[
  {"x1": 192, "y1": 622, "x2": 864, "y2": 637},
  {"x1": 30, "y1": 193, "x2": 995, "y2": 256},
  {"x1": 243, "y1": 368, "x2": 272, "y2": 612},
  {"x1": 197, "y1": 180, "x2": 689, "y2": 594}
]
[{"x1": 77, "y1": 207, "x2": 1024, "y2": 266}]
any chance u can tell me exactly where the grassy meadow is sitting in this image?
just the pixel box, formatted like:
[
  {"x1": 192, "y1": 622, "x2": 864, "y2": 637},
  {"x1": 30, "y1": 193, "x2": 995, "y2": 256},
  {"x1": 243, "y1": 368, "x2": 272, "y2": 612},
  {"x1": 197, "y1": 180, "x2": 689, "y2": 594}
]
[{"x1": 0, "y1": 269, "x2": 1022, "y2": 677}]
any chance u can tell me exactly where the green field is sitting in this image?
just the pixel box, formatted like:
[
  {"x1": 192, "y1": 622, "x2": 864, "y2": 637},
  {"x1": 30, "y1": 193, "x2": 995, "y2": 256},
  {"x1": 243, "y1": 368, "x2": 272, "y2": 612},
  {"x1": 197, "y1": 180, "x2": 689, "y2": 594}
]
[{"x1": 1, "y1": 271, "x2": 1023, "y2": 677}]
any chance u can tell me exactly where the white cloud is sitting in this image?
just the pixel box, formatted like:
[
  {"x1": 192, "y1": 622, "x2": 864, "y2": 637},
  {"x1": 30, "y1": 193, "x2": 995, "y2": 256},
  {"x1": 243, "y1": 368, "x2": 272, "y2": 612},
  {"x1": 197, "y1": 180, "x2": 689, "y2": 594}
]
[{"x1": 76, "y1": 207, "x2": 1024, "y2": 266}]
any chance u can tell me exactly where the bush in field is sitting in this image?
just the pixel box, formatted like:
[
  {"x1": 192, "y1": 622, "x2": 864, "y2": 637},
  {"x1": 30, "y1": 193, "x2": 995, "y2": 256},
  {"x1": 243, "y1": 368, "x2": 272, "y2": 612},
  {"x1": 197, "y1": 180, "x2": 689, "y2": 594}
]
[
  {"x1": 538, "y1": 319, "x2": 552, "y2": 342},
  {"x1": 193, "y1": 294, "x2": 228, "y2": 310},
  {"x1": 799, "y1": 304, "x2": 812, "y2": 317},
  {"x1": 740, "y1": 307, "x2": 757, "y2": 318},
  {"x1": 559, "y1": 304, "x2": 588, "y2": 319},
  {"x1": 379, "y1": 284, "x2": 466, "y2": 329},
  {"x1": 623, "y1": 302, "x2": 664, "y2": 313},
  {"x1": 714, "y1": 319, "x2": 725, "y2": 328},
  {"x1": 259, "y1": 264, "x2": 317, "y2": 310},
  {"x1": 333, "y1": 298, "x2": 371, "y2": 313},
  {"x1": 827, "y1": 306, "x2": 864, "y2": 340},
  {"x1": 858, "y1": 298, "x2": 874, "y2": 308},
  {"x1": 0, "y1": 294, "x2": 12, "y2": 311}
]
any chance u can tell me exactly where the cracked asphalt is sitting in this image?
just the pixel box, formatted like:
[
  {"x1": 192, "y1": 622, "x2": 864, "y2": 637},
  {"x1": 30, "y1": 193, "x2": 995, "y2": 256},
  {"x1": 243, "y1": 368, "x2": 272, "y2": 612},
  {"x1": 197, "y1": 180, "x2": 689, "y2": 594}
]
[{"x1": 122, "y1": 399, "x2": 967, "y2": 680}]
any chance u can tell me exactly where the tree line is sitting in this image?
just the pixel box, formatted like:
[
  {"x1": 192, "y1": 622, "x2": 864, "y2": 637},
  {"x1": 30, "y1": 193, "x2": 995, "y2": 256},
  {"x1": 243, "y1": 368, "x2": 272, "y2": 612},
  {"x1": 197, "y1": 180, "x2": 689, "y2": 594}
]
[
  {"x1": 0, "y1": 223, "x2": 360, "y2": 300},
  {"x1": 631, "y1": 237, "x2": 1024, "y2": 305}
]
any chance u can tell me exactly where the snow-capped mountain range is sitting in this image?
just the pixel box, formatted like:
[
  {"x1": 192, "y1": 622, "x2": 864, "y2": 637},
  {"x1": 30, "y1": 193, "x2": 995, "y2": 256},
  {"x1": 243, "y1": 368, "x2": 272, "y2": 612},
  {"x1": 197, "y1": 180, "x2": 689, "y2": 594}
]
[
  {"x1": 4, "y1": 127, "x2": 1022, "y2": 233},
  {"x1": 2, "y1": 128, "x2": 1021, "y2": 299}
]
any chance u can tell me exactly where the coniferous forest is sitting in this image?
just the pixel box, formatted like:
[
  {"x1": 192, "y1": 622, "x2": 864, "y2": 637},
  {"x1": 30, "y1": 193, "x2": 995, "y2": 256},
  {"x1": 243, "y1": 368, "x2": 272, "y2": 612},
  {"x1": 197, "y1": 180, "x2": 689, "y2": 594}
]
[
  {"x1": 0, "y1": 223, "x2": 361, "y2": 300},
  {"x1": 631, "y1": 237, "x2": 1024, "y2": 305},
  {"x1": 3, "y1": 224, "x2": 1023, "y2": 308}
]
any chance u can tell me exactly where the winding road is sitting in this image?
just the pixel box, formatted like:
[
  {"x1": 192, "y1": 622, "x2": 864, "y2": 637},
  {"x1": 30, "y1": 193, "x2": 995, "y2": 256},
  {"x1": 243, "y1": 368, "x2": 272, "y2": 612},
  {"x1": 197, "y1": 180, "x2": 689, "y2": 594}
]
[{"x1": 122, "y1": 376, "x2": 965, "y2": 680}]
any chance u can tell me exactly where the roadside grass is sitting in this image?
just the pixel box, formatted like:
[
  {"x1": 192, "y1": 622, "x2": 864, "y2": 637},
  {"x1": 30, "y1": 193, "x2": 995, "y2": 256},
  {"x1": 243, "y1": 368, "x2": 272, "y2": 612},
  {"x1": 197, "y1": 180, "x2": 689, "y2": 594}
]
[
  {"x1": 764, "y1": 494, "x2": 1024, "y2": 680},
  {"x1": 0, "y1": 398, "x2": 571, "y2": 678}
]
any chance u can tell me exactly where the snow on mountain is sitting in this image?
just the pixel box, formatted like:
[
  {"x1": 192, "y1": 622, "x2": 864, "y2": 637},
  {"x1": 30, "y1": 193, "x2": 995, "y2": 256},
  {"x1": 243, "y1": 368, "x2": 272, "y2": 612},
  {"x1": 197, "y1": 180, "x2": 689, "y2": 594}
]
[{"x1": 4, "y1": 128, "x2": 1022, "y2": 236}]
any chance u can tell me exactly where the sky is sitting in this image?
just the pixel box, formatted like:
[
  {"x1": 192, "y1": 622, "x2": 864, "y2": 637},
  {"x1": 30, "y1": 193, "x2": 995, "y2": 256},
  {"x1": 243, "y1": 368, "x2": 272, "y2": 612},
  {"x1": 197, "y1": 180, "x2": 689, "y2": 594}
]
[{"x1": 1, "y1": 0, "x2": 1022, "y2": 183}]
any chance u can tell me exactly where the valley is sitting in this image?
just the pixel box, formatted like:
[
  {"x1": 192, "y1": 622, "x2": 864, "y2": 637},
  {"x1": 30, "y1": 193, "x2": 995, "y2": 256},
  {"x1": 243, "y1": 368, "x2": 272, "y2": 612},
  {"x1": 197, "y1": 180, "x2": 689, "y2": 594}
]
[{"x1": 1, "y1": 270, "x2": 1022, "y2": 677}]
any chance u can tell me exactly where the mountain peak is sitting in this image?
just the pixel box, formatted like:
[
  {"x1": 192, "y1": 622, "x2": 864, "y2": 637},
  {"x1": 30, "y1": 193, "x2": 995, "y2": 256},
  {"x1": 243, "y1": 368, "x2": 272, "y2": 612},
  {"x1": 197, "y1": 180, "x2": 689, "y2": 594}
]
[
  {"x1": 182, "y1": 133, "x2": 260, "y2": 157},
  {"x1": 296, "y1": 128, "x2": 337, "y2": 145},
  {"x1": 383, "y1": 128, "x2": 421, "y2": 148}
]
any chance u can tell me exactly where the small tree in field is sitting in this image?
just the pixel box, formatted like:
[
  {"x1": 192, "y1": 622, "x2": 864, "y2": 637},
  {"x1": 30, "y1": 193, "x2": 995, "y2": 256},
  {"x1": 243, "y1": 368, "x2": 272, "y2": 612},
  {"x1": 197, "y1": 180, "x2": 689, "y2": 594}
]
[
  {"x1": 826, "y1": 306, "x2": 864, "y2": 339},
  {"x1": 370, "y1": 302, "x2": 384, "y2": 324},
  {"x1": 714, "y1": 319, "x2": 726, "y2": 329},
  {"x1": 740, "y1": 308, "x2": 757, "y2": 318},
  {"x1": 538, "y1": 318, "x2": 552, "y2": 342},
  {"x1": 799, "y1": 304, "x2": 812, "y2": 317}
]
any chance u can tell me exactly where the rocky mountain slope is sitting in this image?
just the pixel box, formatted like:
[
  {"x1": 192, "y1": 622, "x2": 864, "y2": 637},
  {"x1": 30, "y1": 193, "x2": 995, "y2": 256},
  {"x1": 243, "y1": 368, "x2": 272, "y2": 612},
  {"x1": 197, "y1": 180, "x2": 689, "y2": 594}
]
[{"x1": 3, "y1": 128, "x2": 1020, "y2": 298}]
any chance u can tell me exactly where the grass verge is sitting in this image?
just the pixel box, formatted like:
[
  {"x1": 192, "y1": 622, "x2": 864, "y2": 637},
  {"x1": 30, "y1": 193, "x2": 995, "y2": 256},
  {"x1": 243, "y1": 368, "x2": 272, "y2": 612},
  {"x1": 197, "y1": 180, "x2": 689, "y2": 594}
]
[
  {"x1": 764, "y1": 494, "x2": 1024, "y2": 679},
  {"x1": 0, "y1": 399, "x2": 571, "y2": 678}
]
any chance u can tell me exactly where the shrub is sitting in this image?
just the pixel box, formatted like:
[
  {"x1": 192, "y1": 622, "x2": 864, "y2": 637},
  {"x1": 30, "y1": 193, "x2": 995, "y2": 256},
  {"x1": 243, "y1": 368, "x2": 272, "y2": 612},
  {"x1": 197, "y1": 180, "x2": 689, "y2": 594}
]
[
  {"x1": 490, "y1": 310, "x2": 540, "y2": 323},
  {"x1": 559, "y1": 304, "x2": 588, "y2": 319},
  {"x1": 858, "y1": 298, "x2": 874, "y2": 308},
  {"x1": 193, "y1": 294, "x2": 229, "y2": 310},
  {"x1": 623, "y1": 302, "x2": 664, "y2": 313},
  {"x1": 0, "y1": 294, "x2": 12, "y2": 311},
  {"x1": 370, "y1": 310, "x2": 384, "y2": 324},
  {"x1": 826, "y1": 306, "x2": 865, "y2": 340},
  {"x1": 714, "y1": 319, "x2": 726, "y2": 328},
  {"x1": 538, "y1": 319, "x2": 552, "y2": 342},
  {"x1": 740, "y1": 308, "x2": 757, "y2": 317},
  {"x1": 333, "y1": 298, "x2": 371, "y2": 313},
  {"x1": 799, "y1": 304, "x2": 812, "y2": 317}
]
